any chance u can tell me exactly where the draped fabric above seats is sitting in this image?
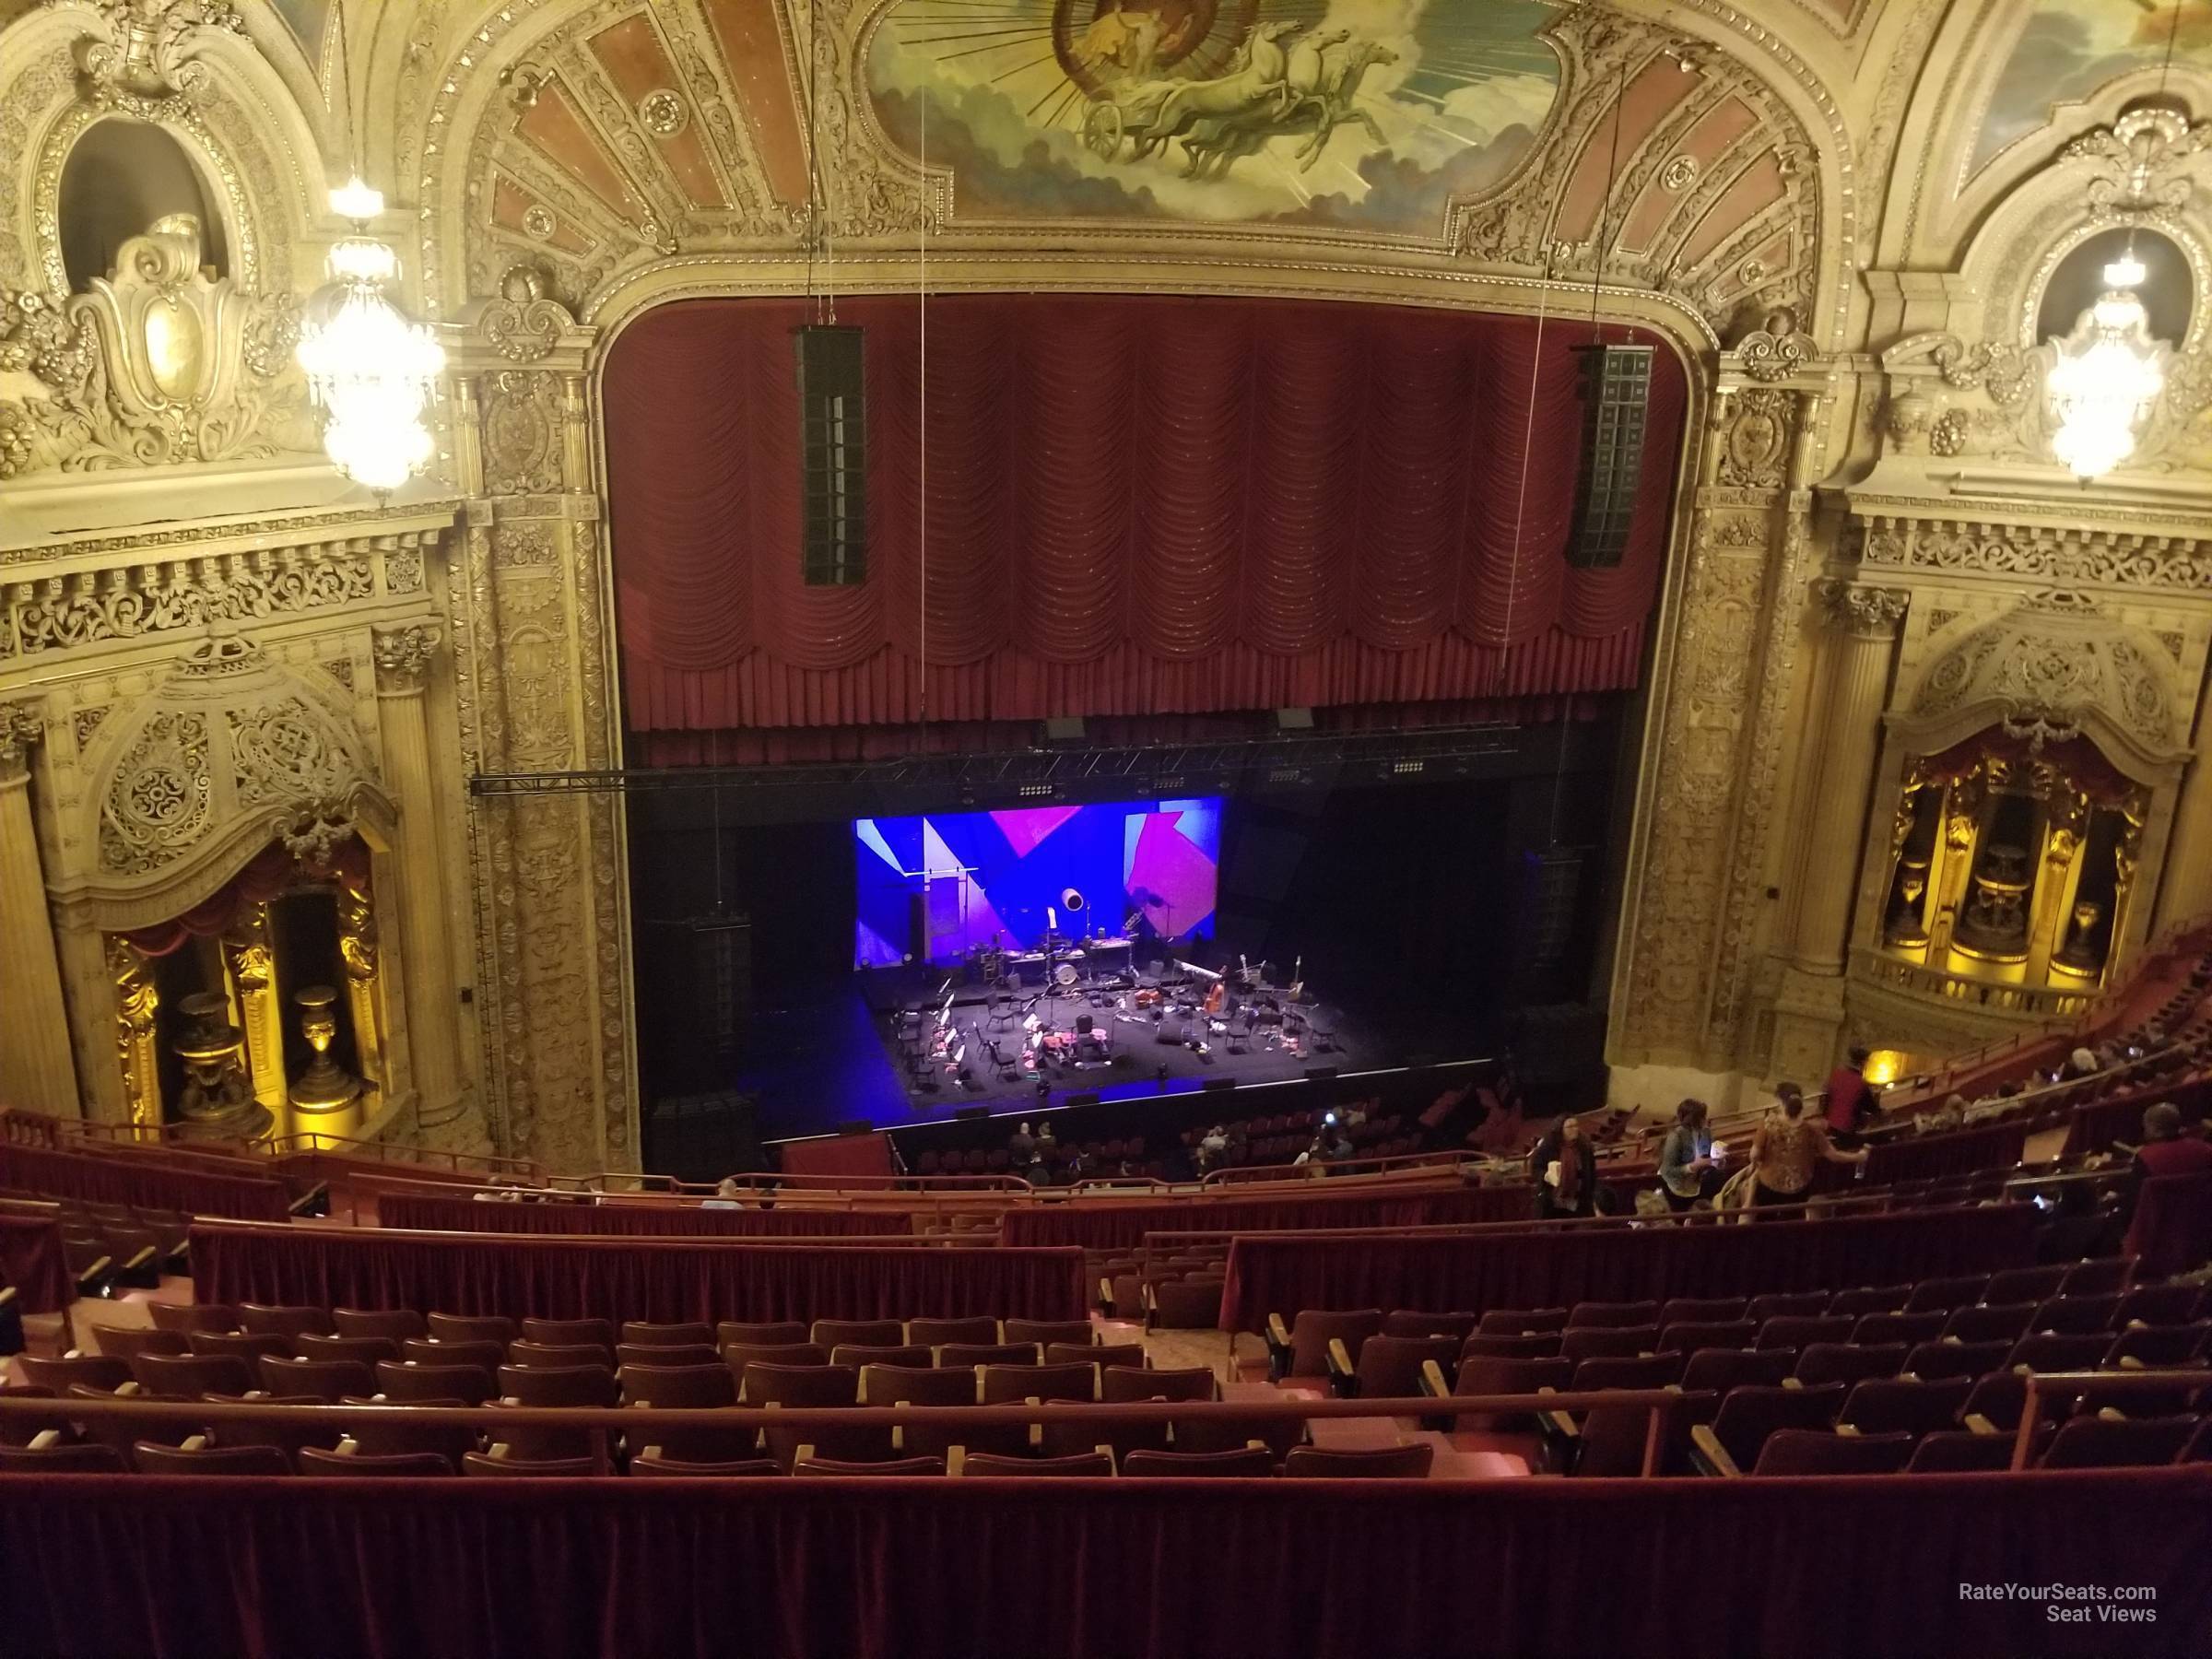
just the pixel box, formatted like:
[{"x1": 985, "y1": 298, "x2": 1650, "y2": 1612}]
[
  {"x1": 605, "y1": 296, "x2": 1688, "y2": 733},
  {"x1": 4, "y1": 1468, "x2": 2206, "y2": 1659},
  {"x1": 374, "y1": 1193, "x2": 917, "y2": 1238},
  {"x1": 996, "y1": 1180, "x2": 1532, "y2": 1250},
  {"x1": 190, "y1": 1221, "x2": 1088, "y2": 1324},
  {"x1": 1218, "y1": 1202, "x2": 2039, "y2": 1332}
]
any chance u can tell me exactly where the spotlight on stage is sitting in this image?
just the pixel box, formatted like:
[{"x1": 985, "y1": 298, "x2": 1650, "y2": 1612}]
[{"x1": 1060, "y1": 888, "x2": 1086, "y2": 913}]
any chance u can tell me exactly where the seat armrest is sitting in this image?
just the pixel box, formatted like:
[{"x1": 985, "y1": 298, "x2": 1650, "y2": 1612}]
[
  {"x1": 946, "y1": 1446, "x2": 966, "y2": 1477},
  {"x1": 487, "y1": 1442, "x2": 512, "y2": 1458},
  {"x1": 1325, "y1": 1337, "x2": 1356, "y2": 1395},
  {"x1": 641, "y1": 1443, "x2": 665, "y2": 1460},
  {"x1": 0, "y1": 1286, "x2": 17, "y2": 1309},
  {"x1": 1963, "y1": 1414, "x2": 1999, "y2": 1435},
  {"x1": 1834, "y1": 1422, "x2": 1860, "y2": 1437},
  {"x1": 1098, "y1": 1277, "x2": 1114, "y2": 1312},
  {"x1": 334, "y1": 1438, "x2": 360, "y2": 1455},
  {"x1": 1538, "y1": 1409, "x2": 1582, "y2": 1439},
  {"x1": 115, "y1": 1381, "x2": 140, "y2": 1397},
  {"x1": 29, "y1": 1429, "x2": 61, "y2": 1451},
  {"x1": 181, "y1": 1434, "x2": 208, "y2": 1453},
  {"x1": 1688, "y1": 1423, "x2": 1741, "y2": 1477},
  {"x1": 1418, "y1": 1358, "x2": 1449, "y2": 1398},
  {"x1": 2116, "y1": 1356, "x2": 2144, "y2": 1371},
  {"x1": 1265, "y1": 1312, "x2": 1292, "y2": 1376}
]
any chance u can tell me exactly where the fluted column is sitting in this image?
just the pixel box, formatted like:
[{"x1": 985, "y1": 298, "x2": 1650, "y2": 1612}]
[
  {"x1": 0, "y1": 700, "x2": 80, "y2": 1114},
  {"x1": 2155, "y1": 740, "x2": 2212, "y2": 934},
  {"x1": 1783, "y1": 581, "x2": 1910, "y2": 973},
  {"x1": 372, "y1": 624, "x2": 465, "y2": 1124}
]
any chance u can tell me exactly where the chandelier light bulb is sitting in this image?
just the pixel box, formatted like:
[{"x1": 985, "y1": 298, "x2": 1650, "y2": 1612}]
[
  {"x1": 328, "y1": 176, "x2": 384, "y2": 223},
  {"x1": 2046, "y1": 287, "x2": 2167, "y2": 481},
  {"x1": 298, "y1": 181, "x2": 443, "y2": 492},
  {"x1": 2102, "y1": 251, "x2": 2147, "y2": 290}
]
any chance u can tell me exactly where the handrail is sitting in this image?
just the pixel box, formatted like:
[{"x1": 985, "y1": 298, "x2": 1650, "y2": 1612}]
[
  {"x1": 0, "y1": 1388, "x2": 1681, "y2": 1477},
  {"x1": 1198, "y1": 1149, "x2": 1497, "y2": 1188},
  {"x1": 285, "y1": 1217, "x2": 1011, "y2": 1249},
  {"x1": 2011, "y1": 1369, "x2": 2212, "y2": 1471}
]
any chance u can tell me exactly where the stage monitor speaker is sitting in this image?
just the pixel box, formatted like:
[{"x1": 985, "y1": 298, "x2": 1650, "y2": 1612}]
[
  {"x1": 793, "y1": 324, "x2": 866, "y2": 586},
  {"x1": 1042, "y1": 716, "x2": 1086, "y2": 743},
  {"x1": 1274, "y1": 706, "x2": 1314, "y2": 731},
  {"x1": 834, "y1": 1118, "x2": 874, "y2": 1137},
  {"x1": 1065, "y1": 1091, "x2": 1100, "y2": 1109},
  {"x1": 955, "y1": 1105, "x2": 991, "y2": 1122},
  {"x1": 1567, "y1": 344, "x2": 1653, "y2": 570},
  {"x1": 644, "y1": 1091, "x2": 764, "y2": 1183},
  {"x1": 1204, "y1": 1077, "x2": 1238, "y2": 1092}
]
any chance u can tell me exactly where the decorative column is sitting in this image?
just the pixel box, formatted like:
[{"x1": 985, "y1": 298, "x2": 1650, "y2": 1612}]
[
  {"x1": 372, "y1": 623, "x2": 466, "y2": 1126},
  {"x1": 0, "y1": 700, "x2": 81, "y2": 1114},
  {"x1": 1782, "y1": 581, "x2": 1910, "y2": 972},
  {"x1": 2155, "y1": 743, "x2": 2212, "y2": 934}
]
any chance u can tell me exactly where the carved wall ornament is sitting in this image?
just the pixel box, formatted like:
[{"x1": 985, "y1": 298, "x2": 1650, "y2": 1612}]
[
  {"x1": 1718, "y1": 389, "x2": 1792, "y2": 488},
  {"x1": 2061, "y1": 107, "x2": 2212, "y2": 215},
  {"x1": 69, "y1": 0, "x2": 245, "y2": 120},
  {"x1": 475, "y1": 268, "x2": 579, "y2": 364},
  {"x1": 0, "y1": 544, "x2": 375, "y2": 659},
  {"x1": 0, "y1": 216, "x2": 312, "y2": 476},
  {"x1": 1815, "y1": 580, "x2": 1908, "y2": 640},
  {"x1": 1908, "y1": 596, "x2": 2183, "y2": 762},
  {"x1": 273, "y1": 801, "x2": 359, "y2": 865},
  {"x1": 1732, "y1": 307, "x2": 1819, "y2": 383},
  {"x1": 99, "y1": 709, "x2": 212, "y2": 872},
  {"x1": 481, "y1": 371, "x2": 564, "y2": 496},
  {"x1": 1853, "y1": 517, "x2": 2212, "y2": 594},
  {"x1": 227, "y1": 697, "x2": 351, "y2": 810},
  {"x1": 0, "y1": 698, "x2": 46, "y2": 782},
  {"x1": 371, "y1": 623, "x2": 441, "y2": 694}
]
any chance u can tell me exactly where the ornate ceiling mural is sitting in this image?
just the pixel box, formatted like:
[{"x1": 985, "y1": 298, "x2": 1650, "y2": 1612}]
[
  {"x1": 1973, "y1": 2, "x2": 2212, "y2": 175},
  {"x1": 860, "y1": 0, "x2": 1562, "y2": 229}
]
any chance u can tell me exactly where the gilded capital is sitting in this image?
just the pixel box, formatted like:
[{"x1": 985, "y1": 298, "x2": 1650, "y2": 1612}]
[
  {"x1": 1815, "y1": 580, "x2": 1908, "y2": 641},
  {"x1": 0, "y1": 699, "x2": 46, "y2": 783},
  {"x1": 371, "y1": 623, "x2": 441, "y2": 694}
]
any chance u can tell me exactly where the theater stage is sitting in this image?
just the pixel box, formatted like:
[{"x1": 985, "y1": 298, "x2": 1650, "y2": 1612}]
[{"x1": 739, "y1": 959, "x2": 1391, "y2": 1141}]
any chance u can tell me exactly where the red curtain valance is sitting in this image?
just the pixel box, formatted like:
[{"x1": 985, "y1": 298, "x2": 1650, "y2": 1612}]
[
  {"x1": 1917, "y1": 732, "x2": 2138, "y2": 806},
  {"x1": 122, "y1": 838, "x2": 371, "y2": 959},
  {"x1": 604, "y1": 296, "x2": 1687, "y2": 733}
]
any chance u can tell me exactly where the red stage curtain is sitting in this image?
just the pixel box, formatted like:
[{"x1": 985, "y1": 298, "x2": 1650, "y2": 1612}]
[
  {"x1": 0, "y1": 1213, "x2": 71, "y2": 1313},
  {"x1": 777, "y1": 1132, "x2": 896, "y2": 1181},
  {"x1": 605, "y1": 296, "x2": 1687, "y2": 732},
  {"x1": 0, "y1": 1144, "x2": 291, "y2": 1222},
  {"x1": 1218, "y1": 1202, "x2": 2039, "y2": 1332},
  {"x1": 376, "y1": 1193, "x2": 913, "y2": 1239},
  {"x1": 999, "y1": 1181, "x2": 1533, "y2": 1251},
  {"x1": 1862, "y1": 1119, "x2": 2030, "y2": 1185},
  {"x1": 190, "y1": 1221, "x2": 1087, "y2": 1324},
  {"x1": 2127, "y1": 1171, "x2": 2212, "y2": 1277},
  {"x1": 121, "y1": 839, "x2": 371, "y2": 957},
  {"x1": 3, "y1": 1468, "x2": 2206, "y2": 1659}
]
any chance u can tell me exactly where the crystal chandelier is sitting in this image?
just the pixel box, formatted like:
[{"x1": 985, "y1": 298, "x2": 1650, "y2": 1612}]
[
  {"x1": 2045, "y1": 253, "x2": 2170, "y2": 481},
  {"x1": 297, "y1": 180, "x2": 444, "y2": 492}
]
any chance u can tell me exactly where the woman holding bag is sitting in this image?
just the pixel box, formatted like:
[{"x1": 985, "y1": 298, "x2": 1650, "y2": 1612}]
[{"x1": 1531, "y1": 1112, "x2": 1600, "y2": 1219}]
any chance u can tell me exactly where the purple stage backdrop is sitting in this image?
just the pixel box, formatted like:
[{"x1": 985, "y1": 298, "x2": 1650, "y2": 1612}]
[{"x1": 854, "y1": 798, "x2": 1220, "y2": 968}]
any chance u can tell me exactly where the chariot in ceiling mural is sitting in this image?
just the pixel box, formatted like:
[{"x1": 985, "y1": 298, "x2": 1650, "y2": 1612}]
[{"x1": 863, "y1": 0, "x2": 1563, "y2": 229}]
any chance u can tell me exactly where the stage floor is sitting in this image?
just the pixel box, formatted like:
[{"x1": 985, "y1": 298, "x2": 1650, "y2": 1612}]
[{"x1": 740, "y1": 971, "x2": 1387, "y2": 1141}]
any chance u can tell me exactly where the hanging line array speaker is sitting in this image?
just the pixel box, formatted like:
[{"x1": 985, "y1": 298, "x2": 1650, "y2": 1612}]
[
  {"x1": 1566, "y1": 343, "x2": 1653, "y2": 570},
  {"x1": 794, "y1": 324, "x2": 867, "y2": 586}
]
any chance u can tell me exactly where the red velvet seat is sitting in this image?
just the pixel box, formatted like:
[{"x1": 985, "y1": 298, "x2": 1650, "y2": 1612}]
[
  {"x1": 1983, "y1": 1265, "x2": 2067, "y2": 1306},
  {"x1": 185, "y1": 1330, "x2": 293, "y2": 1364},
  {"x1": 2033, "y1": 1293, "x2": 2124, "y2": 1334},
  {"x1": 1150, "y1": 1277, "x2": 1224, "y2": 1329},
  {"x1": 335, "y1": 1401, "x2": 481, "y2": 1464},
  {"x1": 1851, "y1": 1311, "x2": 1946, "y2": 1347},
  {"x1": 619, "y1": 1321, "x2": 715, "y2": 1349},
  {"x1": 1000, "y1": 1319, "x2": 1094, "y2": 1348},
  {"x1": 507, "y1": 1340, "x2": 615, "y2": 1370},
  {"x1": 627, "y1": 1453, "x2": 782, "y2": 1477},
  {"x1": 2037, "y1": 1413, "x2": 2198, "y2": 1470},
  {"x1": 462, "y1": 1450, "x2": 597, "y2": 1477},
  {"x1": 742, "y1": 1363, "x2": 875, "y2": 1469},
  {"x1": 1382, "y1": 1310, "x2": 1478, "y2": 1343},
  {"x1": 1827, "y1": 1286, "x2": 1911, "y2": 1318},
  {"x1": 130, "y1": 1351, "x2": 252, "y2": 1398},
  {"x1": 88, "y1": 1326, "x2": 188, "y2": 1361},
  {"x1": 132, "y1": 1441, "x2": 290, "y2": 1476},
  {"x1": 2056, "y1": 1259, "x2": 2129, "y2": 1296},
  {"x1": 373, "y1": 1359, "x2": 497, "y2": 1406},
  {"x1": 1567, "y1": 1353, "x2": 1684, "y2": 1391},
  {"x1": 1459, "y1": 1332, "x2": 1562, "y2": 1360},
  {"x1": 293, "y1": 1334, "x2": 398, "y2": 1367},
  {"x1": 960, "y1": 1450, "x2": 1114, "y2": 1477},
  {"x1": 1746, "y1": 1291, "x2": 1831, "y2": 1322},
  {"x1": 936, "y1": 1342, "x2": 1039, "y2": 1369},
  {"x1": 15, "y1": 1354, "x2": 131, "y2": 1394},
  {"x1": 1658, "y1": 1320, "x2": 1759, "y2": 1357},
  {"x1": 1281, "y1": 1443, "x2": 1434, "y2": 1478},
  {"x1": 2112, "y1": 1284, "x2": 2204, "y2": 1329},
  {"x1": 1565, "y1": 1300, "x2": 1660, "y2": 1331},
  {"x1": 522, "y1": 1316, "x2": 617, "y2": 1348},
  {"x1": 616, "y1": 1343, "x2": 722, "y2": 1370},
  {"x1": 333, "y1": 1308, "x2": 429, "y2": 1342},
  {"x1": 2004, "y1": 1332, "x2": 2113, "y2": 1373},
  {"x1": 809, "y1": 1319, "x2": 904, "y2": 1349},
  {"x1": 1900, "y1": 1339, "x2": 2010, "y2": 1382},
  {"x1": 1441, "y1": 1355, "x2": 1573, "y2": 1430},
  {"x1": 794, "y1": 1454, "x2": 944, "y2": 1476},
  {"x1": 1475, "y1": 1308, "x2": 1568, "y2": 1336},
  {"x1": 1660, "y1": 1297, "x2": 1748, "y2": 1326},
  {"x1": 426, "y1": 1312, "x2": 518, "y2": 1345},
  {"x1": 906, "y1": 1317, "x2": 1000, "y2": 1347},
  {"x1": 1756, "y1": 1316, "x2": 1853, "y2": 1351},
  {"x1": 0, "y1": 1441, "x2": 126, "y2": 1472},
  {"x1": 1905, "y1": 1430, "x2": 2015, "y2": 1472},
  {"x1": 1272, "y1": 1310, "x2": 1383, "y2": 1378},
  {"x1": 1680, "y1": 1348, "x2": 1794, "y2": 1396},
  {"x1": 238, "y1": 1303, "x2": 332, "y2": 1339},
  {"x1": 1749, "y1": 1429, "x2": 1913, "y2": 1476},
  {"x1": 828, "y1": 1343, "x2": 933, "y2": 1371},
  {"x1": 2103, "y1": 1322, "x2": 2211, "y2": 1368},
  {"x1": 1940, "y1": 1303, "x2": 2037, "y2": 1345},
  {"x1": 1902, "y1": 1275, "x2": 1989, "y2": 1314},
  {"x1": 147, "y1": 1303, "x2": 240, "y2": 1335},
  {"x1": 298, "y1": 1448, "x2": 455, "y2": 1477},
  {"x1": 495, "y1": 1363, "x2": 618, "y2": 1463},
  {"x1": 1836, "y1": 1376, "x2": 1973, "y2": 1437},
  {"x1": 1559, "y1": 1326, "x2": 1660, "y2": 1365},
  {"x1": 1047, "y1": 1341, "x2": 1143, "y2": 1370},
  {"x1": 399, "y1": 1337, "x2": 506, "y2": 1373},
  {"x1": 1689, "y1": 1382, "x2": 1845, "y2": 1475},
  {"x1": 257, "y1": 1354, "x2": 375, "y2": 1403},
  {"x1": 1341, "y1": 1334, "x2": 1460, "y2": 1398},
  {"x1": 1120, "y1": 1446, "x2": 1274, "y2": 1477}
]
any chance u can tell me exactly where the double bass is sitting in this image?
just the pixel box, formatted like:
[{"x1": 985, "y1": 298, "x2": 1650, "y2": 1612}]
[{"x1": 1202, "y1": 978, "x2": 1226, "y2": 1017}]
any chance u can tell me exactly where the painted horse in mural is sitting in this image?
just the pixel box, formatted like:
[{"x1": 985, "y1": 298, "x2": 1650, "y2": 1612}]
[
  {"x1": 1081, "y1": 20, "x2": 1302, "y2": 163},
  {"x1": 1176, "y1": 39, "x2": 1399, "y2": 180}
]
